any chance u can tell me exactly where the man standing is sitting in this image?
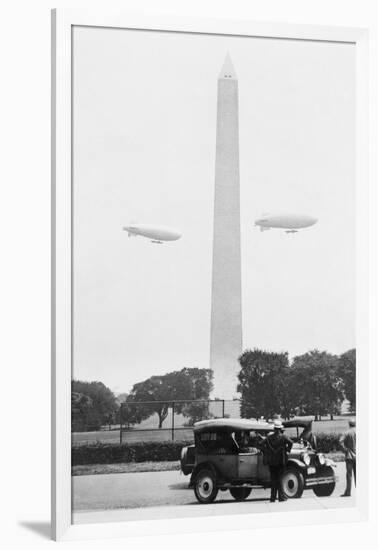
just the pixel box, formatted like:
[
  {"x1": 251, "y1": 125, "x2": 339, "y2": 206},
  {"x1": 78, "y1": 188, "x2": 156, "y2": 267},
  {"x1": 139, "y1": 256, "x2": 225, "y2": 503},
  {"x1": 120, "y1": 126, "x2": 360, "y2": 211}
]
[
  {"x1": 263, "y1": 420, "x2": 293, "y2": 502},
  {"x1": 340, "y1": 419, "x2": 356, "y2": 497}
]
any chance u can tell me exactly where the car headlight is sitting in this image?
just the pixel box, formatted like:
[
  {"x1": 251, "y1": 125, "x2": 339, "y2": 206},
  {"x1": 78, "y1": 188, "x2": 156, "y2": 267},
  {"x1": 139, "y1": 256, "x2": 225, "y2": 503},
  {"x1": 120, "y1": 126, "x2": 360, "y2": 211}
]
[
  {"x1": 301, "y1": 452, "x2": 311, "y2": 466},
  {"x1": 317, "y1": 453, "x2": 326, "y2": 466}
]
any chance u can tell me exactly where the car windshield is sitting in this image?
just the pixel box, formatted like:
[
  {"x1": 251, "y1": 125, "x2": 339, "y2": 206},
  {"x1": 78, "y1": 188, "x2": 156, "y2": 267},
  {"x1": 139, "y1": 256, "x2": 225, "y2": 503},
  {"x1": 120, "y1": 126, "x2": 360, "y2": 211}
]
[
  {"x1": 283, "y1": 426, "x2": 300, "y2": 440},
  {"x1": 283, "y1": 427, "x2": 315, "y2": 449}
]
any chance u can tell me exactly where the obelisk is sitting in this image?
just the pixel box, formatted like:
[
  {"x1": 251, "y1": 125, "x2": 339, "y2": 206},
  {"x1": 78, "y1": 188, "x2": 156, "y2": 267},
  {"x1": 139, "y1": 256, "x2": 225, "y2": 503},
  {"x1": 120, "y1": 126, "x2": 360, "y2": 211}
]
[{"x1": 210, "y1": 54, "x2": 242, "y2": 400}]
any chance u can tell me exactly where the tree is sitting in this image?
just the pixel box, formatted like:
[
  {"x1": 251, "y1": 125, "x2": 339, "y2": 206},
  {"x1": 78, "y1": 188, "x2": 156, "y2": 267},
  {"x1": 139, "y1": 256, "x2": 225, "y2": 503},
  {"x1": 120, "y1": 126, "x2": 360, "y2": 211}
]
[
  {"x1": 180, "y1": 368, "x2": 214, "y2": 425},
  {"x1": 71, "y1": 392, "x2": 93, "y2": 431},
  {"x1": 337, "y1": 349, "x2": 356, "y2": 412},
  {"x1": 290, "y1": 350, "x2": 343, "y2": 420},
  {"x1": 181, "y1": 401, "x2": 212, "y2": 426},
  {"x1": 126, "y1": 368, "x2": 213, "y2": 428},
  {"x1": 71, "y1": 380, "x2": 118, "y2": 431},
  {"x1": 237, "y1": 349, "x2": 291, "y2": 421},
  {"x1": 115, "y1": 393, "x2": 128, "y2": 405}
]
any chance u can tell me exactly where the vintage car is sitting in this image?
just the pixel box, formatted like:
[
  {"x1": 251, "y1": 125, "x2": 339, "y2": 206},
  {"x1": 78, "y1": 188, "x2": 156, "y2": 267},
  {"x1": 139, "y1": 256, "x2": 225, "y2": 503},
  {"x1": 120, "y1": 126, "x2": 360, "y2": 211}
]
[{"x1": 180, "y1": 418, "x2": 337, "y2": 504}]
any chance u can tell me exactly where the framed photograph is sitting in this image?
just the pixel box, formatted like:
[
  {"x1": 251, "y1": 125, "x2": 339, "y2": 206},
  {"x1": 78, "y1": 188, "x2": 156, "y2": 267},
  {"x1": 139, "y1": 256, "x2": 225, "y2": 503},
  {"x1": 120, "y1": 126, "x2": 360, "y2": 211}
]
[{"x1": 52, "y1": 9, "x2": 369, "y2": 541}]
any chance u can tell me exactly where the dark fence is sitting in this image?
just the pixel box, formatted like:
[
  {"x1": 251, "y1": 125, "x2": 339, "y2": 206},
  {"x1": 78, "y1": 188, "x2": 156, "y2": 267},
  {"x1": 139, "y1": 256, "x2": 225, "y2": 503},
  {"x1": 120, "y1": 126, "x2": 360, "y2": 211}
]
[{"x1": 119, "y1": 399, "x2": 241, "y2": 443}]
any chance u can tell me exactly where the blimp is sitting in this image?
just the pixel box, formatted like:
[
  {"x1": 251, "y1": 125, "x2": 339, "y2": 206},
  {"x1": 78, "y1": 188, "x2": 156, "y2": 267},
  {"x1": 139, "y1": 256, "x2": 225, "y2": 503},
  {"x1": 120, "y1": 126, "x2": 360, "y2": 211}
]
[
  {"x1": 254, "y1": 214, "x2": 318, "y2": 234},
  {"x1": 123, "y1": 224, "x2": 182, "y2": 244}
]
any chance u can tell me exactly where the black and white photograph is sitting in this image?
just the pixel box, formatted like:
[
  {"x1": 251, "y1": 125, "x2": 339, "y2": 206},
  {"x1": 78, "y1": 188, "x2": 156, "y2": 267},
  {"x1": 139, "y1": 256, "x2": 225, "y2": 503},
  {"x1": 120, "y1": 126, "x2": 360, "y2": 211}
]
[
  {"x1": 2, "y1": 0, "x2": 378, "y2": 546},
  {"x1": 70, "y1": 24, "x2": 358, "y2": 525}
]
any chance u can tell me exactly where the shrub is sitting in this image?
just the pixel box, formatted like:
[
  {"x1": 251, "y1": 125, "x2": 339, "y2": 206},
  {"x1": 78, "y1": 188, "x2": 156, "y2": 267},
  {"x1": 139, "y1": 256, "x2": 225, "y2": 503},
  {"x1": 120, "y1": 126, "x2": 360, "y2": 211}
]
[
  {"x1": 72, "y1": 433, "x2": 345, "y2": 466},
  {"x1": 315, "y1": 432, "x2": 343, "y2": 453},
  {"x1": 72, "y1": 440, "x2": 191, "y2": 466}
]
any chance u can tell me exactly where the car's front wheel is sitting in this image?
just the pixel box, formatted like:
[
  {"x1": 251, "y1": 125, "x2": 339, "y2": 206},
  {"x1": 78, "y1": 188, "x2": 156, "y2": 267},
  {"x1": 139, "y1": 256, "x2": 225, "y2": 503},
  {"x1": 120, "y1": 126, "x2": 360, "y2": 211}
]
[
  {"x1": 194, "y1": 469, "x2": 219, "y2": 504},
  {"x1": 281, "y1": 468, "x2": 305, "y2": 499},
  {"x1": 312, "y1": 467, "x2": 336, "y2": 497},
  {"x1": 229, "y1": 488, "x2": 252, "y2": 501}
]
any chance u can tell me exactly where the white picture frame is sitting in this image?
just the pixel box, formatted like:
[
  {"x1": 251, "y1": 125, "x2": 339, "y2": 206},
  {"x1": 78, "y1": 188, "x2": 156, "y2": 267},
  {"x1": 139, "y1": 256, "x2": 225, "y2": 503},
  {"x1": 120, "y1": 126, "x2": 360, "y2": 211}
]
[{"x1": 51, "y1": 9, "x2": 369, "y2": 541}]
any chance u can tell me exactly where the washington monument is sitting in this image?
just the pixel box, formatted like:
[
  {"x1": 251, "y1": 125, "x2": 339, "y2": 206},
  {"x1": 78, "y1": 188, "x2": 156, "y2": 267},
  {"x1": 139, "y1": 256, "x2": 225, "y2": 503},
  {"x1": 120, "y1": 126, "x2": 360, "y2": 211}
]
[{"x1": 210, "y1": 54, "x2": 242, "y2": 399}]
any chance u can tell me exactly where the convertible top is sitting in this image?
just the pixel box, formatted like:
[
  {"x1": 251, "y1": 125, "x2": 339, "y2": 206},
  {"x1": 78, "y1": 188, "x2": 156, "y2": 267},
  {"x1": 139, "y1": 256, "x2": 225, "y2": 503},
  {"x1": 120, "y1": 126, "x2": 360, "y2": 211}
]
[
  {"x1": 283, "y1": 419, "x2": 312, "y2": 429},
  {"x1": 193, "y1": 418, "x2": 273, "y2": 434}
]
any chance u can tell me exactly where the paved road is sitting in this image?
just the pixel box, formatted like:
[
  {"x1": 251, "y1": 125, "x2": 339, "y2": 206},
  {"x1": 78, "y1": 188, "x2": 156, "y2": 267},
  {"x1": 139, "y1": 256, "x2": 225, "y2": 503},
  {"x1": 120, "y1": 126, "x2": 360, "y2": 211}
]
[{"x1": 73, "y1": 462, "x2": 356, "y2": 524}]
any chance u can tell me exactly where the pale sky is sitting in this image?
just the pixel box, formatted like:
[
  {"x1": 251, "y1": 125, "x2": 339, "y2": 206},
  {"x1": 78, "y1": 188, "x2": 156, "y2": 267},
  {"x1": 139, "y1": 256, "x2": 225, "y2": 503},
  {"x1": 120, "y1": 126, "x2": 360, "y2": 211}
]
[{"x1": 72, "y1": 26, "x2": 355, "y2": 394}]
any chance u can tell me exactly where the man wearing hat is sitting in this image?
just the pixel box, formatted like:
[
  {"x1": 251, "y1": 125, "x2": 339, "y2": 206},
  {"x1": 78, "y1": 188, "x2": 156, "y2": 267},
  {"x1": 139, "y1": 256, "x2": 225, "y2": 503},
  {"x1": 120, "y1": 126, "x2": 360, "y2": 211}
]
[
  {"x1": 262, "y1": 420, "x2": 293, "y2": 502},
  {"x1": 339, "y1": 419, "x2": 356, "y2": 497}
]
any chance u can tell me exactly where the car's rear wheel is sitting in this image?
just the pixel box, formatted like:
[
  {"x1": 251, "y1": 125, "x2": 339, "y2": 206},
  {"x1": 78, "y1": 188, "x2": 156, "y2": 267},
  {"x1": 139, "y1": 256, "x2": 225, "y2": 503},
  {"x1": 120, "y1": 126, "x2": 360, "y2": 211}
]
[
  {"x1": 229, "y1": 488, "x2": 252, "y2": 501},
  {"x1": 281, "y1": 468, "x2": 305, "y2": 499},
  {"x1": 312, "y1": 467, "x2": 336, "y2": 497},
  {"x1": 194, "y1": 469, "x2": 218, "y2": 504}
]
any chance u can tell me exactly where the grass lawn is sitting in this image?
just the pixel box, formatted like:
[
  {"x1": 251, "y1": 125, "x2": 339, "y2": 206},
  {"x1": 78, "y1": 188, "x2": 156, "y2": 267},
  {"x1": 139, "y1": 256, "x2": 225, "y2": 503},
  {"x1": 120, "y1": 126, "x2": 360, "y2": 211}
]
[
  {"x1": 72, "y1": 427, "x2": 194, "y2": 446},
  {"x1": 72, "y1": 460, "x2": 180, "y2": 476},
  {"x1": 72, "y1": 415, "x2": 354, "y2": 446},
  {"x1": 297, "y1": 417, "x2": 352, "y2": 434}
]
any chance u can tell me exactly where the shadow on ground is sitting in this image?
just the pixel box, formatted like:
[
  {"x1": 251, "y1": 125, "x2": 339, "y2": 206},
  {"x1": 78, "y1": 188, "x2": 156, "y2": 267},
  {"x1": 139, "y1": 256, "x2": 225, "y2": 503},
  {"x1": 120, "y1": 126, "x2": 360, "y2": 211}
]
[
  {"x1": 19, "y1": 521, "x2": 51, "y2": 540},
  {"x1": 168, "y1": 482, "x2": 190, "y2": 490},
  {"x1": 188, "y1": 497, "x2": 270, "y2": 505}
]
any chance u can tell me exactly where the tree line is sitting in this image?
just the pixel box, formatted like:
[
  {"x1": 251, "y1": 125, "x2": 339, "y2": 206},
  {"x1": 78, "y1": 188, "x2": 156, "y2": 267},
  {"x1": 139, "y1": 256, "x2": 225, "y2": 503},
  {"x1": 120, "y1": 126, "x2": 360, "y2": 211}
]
[
  {"x1": 238, "y1": 348, "x2": 355, "y2": 421},
  {"x1": 72, "y1": 368, "x2": 213, "y2": 431},
  {"x1": 72, "y1": 348, "x2": 355, "y2": 431}
]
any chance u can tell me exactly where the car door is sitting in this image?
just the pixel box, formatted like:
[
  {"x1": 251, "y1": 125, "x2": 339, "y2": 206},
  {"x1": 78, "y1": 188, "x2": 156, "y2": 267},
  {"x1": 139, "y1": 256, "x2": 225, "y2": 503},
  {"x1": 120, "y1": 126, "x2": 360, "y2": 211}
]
[
  {"x1": 238, "y1": 450, "x2": 259, "y2": 479},
  {"x1": 257, "y1": 452, "x2": 271, "y2": 483},
  {"x1": 211, "y1": 453, "x2": 238, "y2": 478}
]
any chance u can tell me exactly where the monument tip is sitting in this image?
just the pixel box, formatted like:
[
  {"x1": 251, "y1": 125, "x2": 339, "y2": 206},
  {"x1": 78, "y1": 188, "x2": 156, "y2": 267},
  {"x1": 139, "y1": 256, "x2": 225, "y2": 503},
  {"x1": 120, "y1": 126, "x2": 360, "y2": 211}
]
[{"x1": 219, "y1": 53, "x2": 237, "y2": 80}]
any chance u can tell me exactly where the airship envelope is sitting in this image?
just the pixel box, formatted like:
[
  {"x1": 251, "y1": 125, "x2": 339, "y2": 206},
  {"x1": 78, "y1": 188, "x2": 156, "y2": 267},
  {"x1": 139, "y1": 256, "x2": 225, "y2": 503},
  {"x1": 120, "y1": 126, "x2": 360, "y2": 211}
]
[
  {"x1": 123, "y1": 224, "x2": 182, "y2": 244},
  {"x1": 254, "y1": 214, "x2": 318, "y2": 233}
]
